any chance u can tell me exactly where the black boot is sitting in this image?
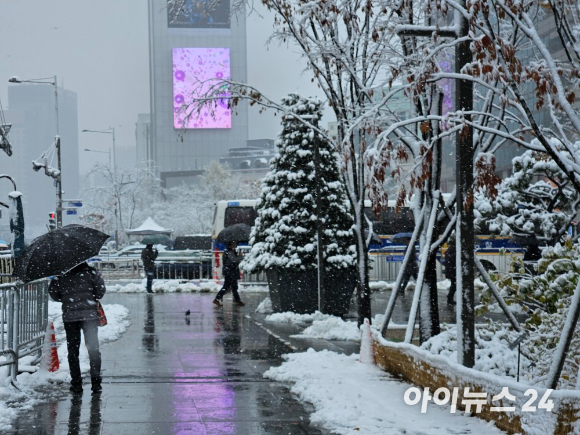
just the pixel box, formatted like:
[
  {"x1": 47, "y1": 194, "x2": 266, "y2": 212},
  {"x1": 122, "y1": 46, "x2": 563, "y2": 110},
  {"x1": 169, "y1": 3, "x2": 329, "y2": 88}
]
[
  {"x1": 70, "y1": 383, "x2": 83, "y2": 394},
  {"x1": 91, "y1": 377, "x2": 102, "y2": 393}
]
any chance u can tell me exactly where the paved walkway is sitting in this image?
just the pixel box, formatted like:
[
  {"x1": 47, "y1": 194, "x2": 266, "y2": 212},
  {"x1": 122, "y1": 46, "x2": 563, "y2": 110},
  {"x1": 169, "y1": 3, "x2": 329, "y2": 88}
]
[
  {"x1": 8, "y1": 293, "x2": 329, "y2": 435},
  {"x1": 6, "y1": 287, "x2": 508, "y2": 434}
]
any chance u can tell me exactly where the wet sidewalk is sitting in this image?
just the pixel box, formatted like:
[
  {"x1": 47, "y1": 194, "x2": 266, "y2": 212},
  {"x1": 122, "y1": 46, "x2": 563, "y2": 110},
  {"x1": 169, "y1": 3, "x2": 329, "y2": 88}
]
[
  {"x1": 6, "y1": 287, "x2": 506, "y2": 434},
  {"x1": 7, "y1": 292, "x2": 328, "y2": 435}
]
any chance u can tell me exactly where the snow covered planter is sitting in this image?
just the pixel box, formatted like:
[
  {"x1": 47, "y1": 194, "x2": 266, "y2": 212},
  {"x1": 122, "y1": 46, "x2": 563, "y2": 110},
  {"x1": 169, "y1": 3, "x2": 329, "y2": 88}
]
[
  {"x1": 266, "y1": 267, "x2": 357, "y2": 315},
  {"x1": 373, "y1": 337, "x2": 580, "y2": 435},
  {"x1": 241, "y1": 94, "x2": 357, "y2": 316}
]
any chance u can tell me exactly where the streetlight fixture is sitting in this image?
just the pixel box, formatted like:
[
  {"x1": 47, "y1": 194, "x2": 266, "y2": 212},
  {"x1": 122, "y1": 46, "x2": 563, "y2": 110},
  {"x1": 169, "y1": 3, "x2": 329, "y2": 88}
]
[
  {"x1": 82, "y1": 128, "x2": 116, "y2": 175},
  {"x1": 8, "y1": 75, "x2": 63, "y2": 228},
  {"x1": 83, "y1": 128, "x2": 118, "y2": 245},
  {"x1": 84, "y1": 148, "x2": 111, "y2": 168}
]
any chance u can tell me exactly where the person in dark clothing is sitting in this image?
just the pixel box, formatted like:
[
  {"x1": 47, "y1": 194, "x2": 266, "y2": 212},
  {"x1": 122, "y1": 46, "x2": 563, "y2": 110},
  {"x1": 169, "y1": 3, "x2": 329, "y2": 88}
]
[
  {"x1": 444, "y1": 241, "x2": 457, "y2": 306},
  {"x1": 141, "y1": 244, "x2": 158, "y2": 293},
  {"x1": 48, "y1": 262, "x2": 106, "y2": 394},
  {"x1": 213, "y1": 241, "x2": 245, "y2": 307},
  {"x1": 400, "y1": 238, "x2": 419, "y2": 292}
]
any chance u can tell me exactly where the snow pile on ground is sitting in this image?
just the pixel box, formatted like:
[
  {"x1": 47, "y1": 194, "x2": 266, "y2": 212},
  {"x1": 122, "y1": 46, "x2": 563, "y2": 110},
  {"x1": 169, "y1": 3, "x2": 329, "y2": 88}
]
[
  {"x1": 295, "y1": 316, "x2": 361, "y2": 341},
  {"x1": 369, "y1": 280, "x2": 394, "y2": 291},
  {"x1": 255, "y1": 297, "x2": 272, "y2": 313},
  {"x1": 421, "y1": 326, "x2": 523, "y2": 378},
  {"x1": 266, "y1": 310, "x2": 387, "y2": 342},
  {"x1": 106, "y1": 279, "x2": 268, "y2": 294},
  {"x1": 265, "y1": 310, "x2": 332, "y2": 323},
  {"x1": 265, "y1": 349, "x2": 505, "y2": 435},
  {"x1": 106, "y1": 279, "x2": 220, "y2": 293},
  {"x1": 0, "y1": 300, "x2": 130, "y2": 430}
]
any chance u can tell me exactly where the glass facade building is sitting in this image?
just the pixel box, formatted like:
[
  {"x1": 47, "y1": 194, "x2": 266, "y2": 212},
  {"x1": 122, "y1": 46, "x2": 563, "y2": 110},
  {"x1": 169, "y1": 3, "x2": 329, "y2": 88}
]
[{"x1": 148, "y1": 0, "x2": 249, "y2": 187}]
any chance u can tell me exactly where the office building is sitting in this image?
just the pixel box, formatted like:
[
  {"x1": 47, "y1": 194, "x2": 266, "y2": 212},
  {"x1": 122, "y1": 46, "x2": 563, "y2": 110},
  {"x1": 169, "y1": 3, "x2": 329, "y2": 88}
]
[
  {"x1": 148, "y1": 0, "x2": 249, "y2": 187},
  {"x1": 5, "y1": 84, "x2": 79, "y2": 237}
]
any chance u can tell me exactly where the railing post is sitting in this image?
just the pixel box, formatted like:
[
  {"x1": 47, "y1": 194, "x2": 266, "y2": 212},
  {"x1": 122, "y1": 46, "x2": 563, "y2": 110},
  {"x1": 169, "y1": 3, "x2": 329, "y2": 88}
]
[{"x1": 10, "y1": 287, "x2": 19, "y2": 382}]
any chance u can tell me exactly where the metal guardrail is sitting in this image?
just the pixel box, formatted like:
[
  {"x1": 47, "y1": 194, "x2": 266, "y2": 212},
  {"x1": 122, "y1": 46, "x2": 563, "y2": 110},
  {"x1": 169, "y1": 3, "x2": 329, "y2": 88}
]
[
  {"x1": 0, "y1": 278, "x2": 50, "y2": 386},
  {"x1": 91, "y1": 255, "x2": 214, "y2": 281},
  {"x1": 91, "y1": 258, "x2": 142, "y2": 280},
  {"x1": 238, "y1": 252, "x2": 444, "y2": 285},
  {"x1": 368, "y1": 252, "x2": 443, "y2": 282}
]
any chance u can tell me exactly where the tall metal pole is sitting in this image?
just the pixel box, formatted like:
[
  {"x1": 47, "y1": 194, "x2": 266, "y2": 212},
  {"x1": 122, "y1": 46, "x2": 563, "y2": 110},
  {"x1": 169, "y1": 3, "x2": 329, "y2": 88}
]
[
  {"x1": 455, "y1": 1, "x2": 475, "y2": 368},
  {"x1": 54, "y1": 75, "x2": 63, "y2": 229},
  {"x1": 111, "y1": 127, "x2": 118, "y2": 246},
  {"x1": 111, "y1": 127, "x2": 117, "y2": 175},
  {"x1": 313, "y1": 123, "x2": 324, "y2": 312}
]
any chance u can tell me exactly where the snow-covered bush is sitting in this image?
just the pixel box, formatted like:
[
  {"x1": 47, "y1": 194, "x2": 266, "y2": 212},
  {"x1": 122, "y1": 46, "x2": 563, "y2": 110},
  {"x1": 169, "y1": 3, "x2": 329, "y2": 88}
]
[
  {"x1": 422, "y1": 325, "x2": 524, "y2": 378},
  {"x1": 475, "y1": 145, "x2": 579, "y2": 244},
  {"x1": 475, "y1": 240, "x2": 580, "y2": 388},
  {"x1": 242, "y1": 94, "x2": 356, "y2": 273}
]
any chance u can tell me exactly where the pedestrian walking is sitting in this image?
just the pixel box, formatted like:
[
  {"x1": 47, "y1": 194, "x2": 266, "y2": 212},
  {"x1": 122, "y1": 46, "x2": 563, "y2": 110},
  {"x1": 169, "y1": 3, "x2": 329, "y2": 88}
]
[
  {"x1": 213, "y1": 241, "x2": 246, "y2": 307},
  {"x1": 141, "y1": 244, "x2": 158, "y2": 293},
  {"x1": 445, "y1": 239, "x2": 457, "y2": 306},
  {"x1": 400, "y1": 238, "x2": 419, "y2": 291},
  {"x1": 48, "y1": 262, "x2": 106, "y2": 394}
]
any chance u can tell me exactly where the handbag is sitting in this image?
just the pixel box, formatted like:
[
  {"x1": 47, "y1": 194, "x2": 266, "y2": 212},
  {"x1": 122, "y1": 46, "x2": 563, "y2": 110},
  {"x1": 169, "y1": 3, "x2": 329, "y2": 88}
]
[{"x1": 96, "y1": 301, "x2": 107, "y2": 327}]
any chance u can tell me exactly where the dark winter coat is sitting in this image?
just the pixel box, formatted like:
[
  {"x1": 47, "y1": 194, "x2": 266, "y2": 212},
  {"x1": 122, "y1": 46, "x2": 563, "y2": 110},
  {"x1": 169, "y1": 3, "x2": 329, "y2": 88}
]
[
  {"x1": 48, "y1": 264, "x2": 106, "y2": 323},
  {"x1": 222, "y1": 248, "x2": 243, "y2": 280},
  {"x1": 141, "y1": 246, "x2": 158, "y2": 271},
  {"x1": 444, "y1": 243, "x2": 456, "y2": 277}
]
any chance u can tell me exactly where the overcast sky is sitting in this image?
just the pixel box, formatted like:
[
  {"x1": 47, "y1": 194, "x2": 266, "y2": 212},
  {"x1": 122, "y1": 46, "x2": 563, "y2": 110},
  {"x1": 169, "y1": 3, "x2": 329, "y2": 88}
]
[{"x1": 0, "y1": 1, "x2": 325, "y2": 174}]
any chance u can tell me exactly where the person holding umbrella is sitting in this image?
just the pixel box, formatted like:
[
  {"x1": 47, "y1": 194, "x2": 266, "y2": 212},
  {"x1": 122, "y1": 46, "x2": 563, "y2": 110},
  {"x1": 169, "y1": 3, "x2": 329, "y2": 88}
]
[
  {"x1": 48, "y1": 262, "x2": 106, "y2": 394},
  {"x1": 141, "y1": 243, "x2": 159, "y2": 294},
  {"x1": 213, "y1": 241, "x2": 246, "y2": 307},
  {"x1": 15, "y1": 224, "x2": 110, "y2": 394}
]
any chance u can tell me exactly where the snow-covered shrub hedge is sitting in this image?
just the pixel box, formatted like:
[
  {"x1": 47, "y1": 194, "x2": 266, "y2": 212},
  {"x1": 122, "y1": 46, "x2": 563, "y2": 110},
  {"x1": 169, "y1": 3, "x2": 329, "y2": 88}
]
[
  {"x1": 474, "y1": 240, "x2": 580, "y2": 388},
  {"x1": 474, "y1": 144, "x2": 579, "y2": 244},
  {"x1": 242, "y1": 94, "x2": 356, "y2": 273}
]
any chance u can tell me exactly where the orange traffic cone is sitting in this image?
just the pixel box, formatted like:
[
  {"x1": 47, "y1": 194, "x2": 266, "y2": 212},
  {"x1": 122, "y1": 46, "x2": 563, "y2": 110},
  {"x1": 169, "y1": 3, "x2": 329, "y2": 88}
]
[
  {"x1": 47, "y1": 321, "x2": 59, "y2": 372},
  {"x1": 359, "y1": 318, "x2": 375, "y2": 364}
]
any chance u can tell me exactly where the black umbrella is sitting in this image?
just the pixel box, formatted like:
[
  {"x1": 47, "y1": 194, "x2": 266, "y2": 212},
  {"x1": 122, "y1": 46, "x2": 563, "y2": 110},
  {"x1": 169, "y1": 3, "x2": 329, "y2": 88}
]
[
  {"x1": 15, "y1": 224, "x2": 109, "y2": 282},
  {"x1": 216, "y1": 223, "x2": 251, "y2": 244}
]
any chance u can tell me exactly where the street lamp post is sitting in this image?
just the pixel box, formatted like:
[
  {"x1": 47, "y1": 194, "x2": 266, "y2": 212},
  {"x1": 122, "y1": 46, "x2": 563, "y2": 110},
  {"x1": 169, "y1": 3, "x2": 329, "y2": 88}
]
[
  {"x1": 84, "y1": 148, "x2": 111, "y2": 168},
  {"x1": 82, "y1": 128, "x2": 116, "y2": 174},
  {"x1": 9, "y1": 75, "x2": 63, "y2": 227},
  {"x1": 82, "y1": 128, "x2": 118, "y2": 244}
]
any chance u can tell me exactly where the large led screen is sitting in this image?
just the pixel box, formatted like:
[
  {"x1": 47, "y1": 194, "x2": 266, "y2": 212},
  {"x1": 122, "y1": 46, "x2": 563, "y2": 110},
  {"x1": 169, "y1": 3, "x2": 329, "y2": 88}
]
[
  {"x1": 173, "y1": 48, "x2": 231, "y2": 129},
  {"x1": 167, "y1": 0, "x2": 230, "y2": 29}
]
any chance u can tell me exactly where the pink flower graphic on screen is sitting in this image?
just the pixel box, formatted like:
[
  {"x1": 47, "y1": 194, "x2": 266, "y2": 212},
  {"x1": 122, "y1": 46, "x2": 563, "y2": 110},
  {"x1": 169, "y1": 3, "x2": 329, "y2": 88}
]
[
  {"x1": 174, "y1": 70, "x2": 185, "y2": 81},
  {"x1": 172, "y1": 47, "x2": 231, "y2": 129}
]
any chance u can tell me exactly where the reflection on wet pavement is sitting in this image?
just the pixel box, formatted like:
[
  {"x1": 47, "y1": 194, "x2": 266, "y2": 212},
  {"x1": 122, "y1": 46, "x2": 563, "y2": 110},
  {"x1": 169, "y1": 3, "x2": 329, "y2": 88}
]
[{"x1": 7, "y1": 292, "x2": 326, "y2": 435}]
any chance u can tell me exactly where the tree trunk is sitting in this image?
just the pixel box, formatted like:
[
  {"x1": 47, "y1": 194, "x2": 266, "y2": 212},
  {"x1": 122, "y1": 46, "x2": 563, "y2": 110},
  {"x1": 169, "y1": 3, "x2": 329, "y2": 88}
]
[
  {"x1": 419, "y1": 251, "x2": 440, "y2": 342},
  {"x1": 356, "y1": 200, "x2": 371, "y2": 327},
  {"x1": 455, "y1": 0, "x2": 475, "y2": 368}
]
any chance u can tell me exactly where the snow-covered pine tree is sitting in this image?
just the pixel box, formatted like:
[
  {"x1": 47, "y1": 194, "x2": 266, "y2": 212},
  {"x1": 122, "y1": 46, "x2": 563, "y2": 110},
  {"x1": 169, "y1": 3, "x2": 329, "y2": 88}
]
[{"x1": 242, "y1": 94, "x2": 356, "y2": 274}]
